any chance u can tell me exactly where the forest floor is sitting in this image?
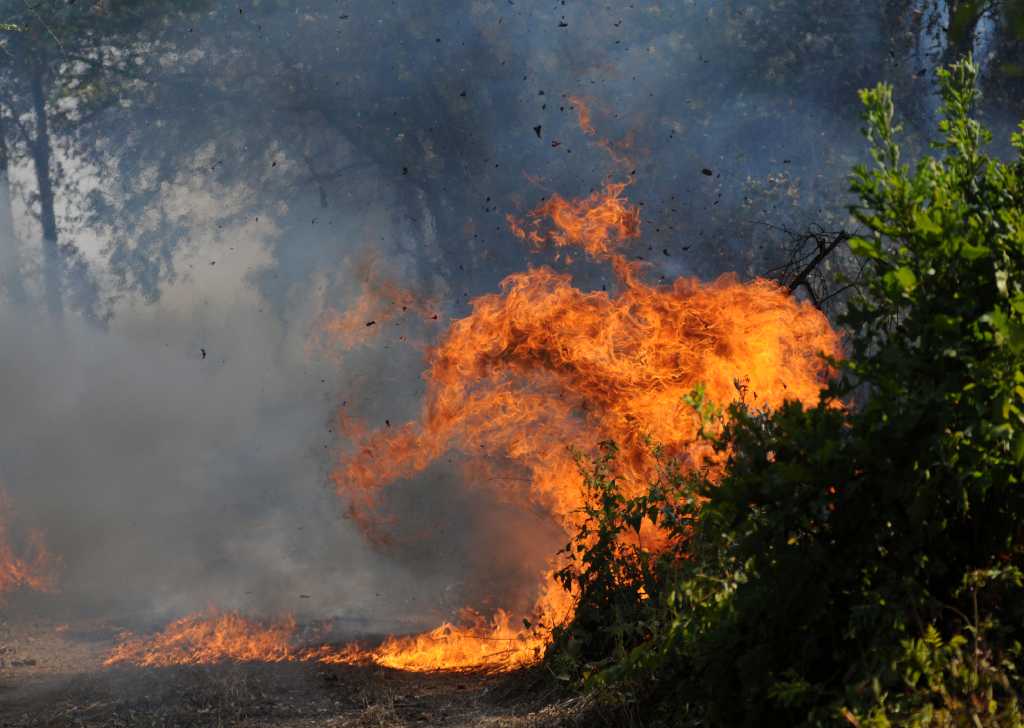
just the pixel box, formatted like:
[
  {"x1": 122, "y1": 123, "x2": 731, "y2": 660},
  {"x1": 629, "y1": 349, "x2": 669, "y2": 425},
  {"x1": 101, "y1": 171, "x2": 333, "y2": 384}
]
[{"x1": 0, "y1": 618, "x2": 592, "y2": 728}]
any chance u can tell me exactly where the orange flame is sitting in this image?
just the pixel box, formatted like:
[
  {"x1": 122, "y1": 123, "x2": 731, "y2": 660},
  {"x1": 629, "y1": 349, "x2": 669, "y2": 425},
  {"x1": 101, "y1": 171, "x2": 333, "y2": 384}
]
[
  {"x1": 105, "y1": 611, "x2": 305, "y2": 667},
  {"x1": 308, "y1": 254, "x2": 437, "y2": 357},
  {"x1": 507, "y1": 181, "x2": 640, "y2": 259},
  {"x1": 567, "y1": 95, "x2": 596, "y2": 136},
  {"x1": 324, "y1": 180, "x2": 840, "y2": 671},
  {"x1": 106, "y1": 161, "x2": 840, "y2": 674},
  {"x1": 0, "y1": 486, "x2": 58, "y2": 599}
]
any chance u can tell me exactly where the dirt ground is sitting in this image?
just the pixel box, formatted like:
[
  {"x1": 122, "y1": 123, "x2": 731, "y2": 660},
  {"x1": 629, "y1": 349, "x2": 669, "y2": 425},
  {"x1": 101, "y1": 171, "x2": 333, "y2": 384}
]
[{"x1": 0, "y1": 616, "x2": 594, "y2": 728}]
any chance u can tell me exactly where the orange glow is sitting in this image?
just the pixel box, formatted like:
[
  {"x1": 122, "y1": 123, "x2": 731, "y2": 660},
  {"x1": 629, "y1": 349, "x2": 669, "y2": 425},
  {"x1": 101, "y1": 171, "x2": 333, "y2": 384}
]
[
  {"x1": 567, "y1": 95, "x2": 596, "y2": 136},
  {"x1": 0, "y1": 486, "x2": 58, "y2": 599},
  {"x1": 308, "y1": 254, "x2": 437, "y2": 357}
]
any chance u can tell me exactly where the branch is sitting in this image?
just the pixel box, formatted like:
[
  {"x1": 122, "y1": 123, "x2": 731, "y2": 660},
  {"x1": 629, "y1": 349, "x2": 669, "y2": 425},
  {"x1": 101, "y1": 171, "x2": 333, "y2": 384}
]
[{"x1": 786, "y1": 231, "x2": 849, "y2": 295}]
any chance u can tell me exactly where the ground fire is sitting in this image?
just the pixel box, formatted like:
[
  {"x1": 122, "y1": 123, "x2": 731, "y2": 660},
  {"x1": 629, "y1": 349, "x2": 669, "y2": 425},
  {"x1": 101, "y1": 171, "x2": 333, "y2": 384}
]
[
  {"x1": 103, "y1": 169, "x2": 840, "y2": 671},
  {"x1": 0, "y1": 486, "x2": 58, "y2": 599}
]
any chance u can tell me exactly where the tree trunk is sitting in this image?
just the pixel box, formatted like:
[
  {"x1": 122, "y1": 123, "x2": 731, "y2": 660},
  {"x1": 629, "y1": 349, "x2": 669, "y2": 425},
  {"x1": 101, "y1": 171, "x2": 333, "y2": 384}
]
[
  {"x1": 945, "y1": 0, "x2": 983, "y2": 62},
  {"x1": 30, "y1": 62, "x2": 62, "y2": 319},
  {"x1": 0, "y1": 115, "x2": 27, "y2": 305}
]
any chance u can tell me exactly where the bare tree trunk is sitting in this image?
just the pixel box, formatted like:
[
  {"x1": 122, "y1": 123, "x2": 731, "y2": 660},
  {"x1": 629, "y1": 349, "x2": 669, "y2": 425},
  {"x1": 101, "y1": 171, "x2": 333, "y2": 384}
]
[
  {"x1": 945, "y1": 0, "x2": 983, "y2": 62},
  {"x1": 30, "y1": 62, "x2": 62, "y2": 320},
  {"x1": 0, "y1": 115, "x2": 27, "y2": 305}
]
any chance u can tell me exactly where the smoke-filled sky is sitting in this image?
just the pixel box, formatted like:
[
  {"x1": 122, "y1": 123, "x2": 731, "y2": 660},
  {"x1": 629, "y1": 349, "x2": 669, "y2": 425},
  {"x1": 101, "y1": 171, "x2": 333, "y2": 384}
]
[{"x1": 0, "y1": 0, "x2": 1020, "y2": 627}]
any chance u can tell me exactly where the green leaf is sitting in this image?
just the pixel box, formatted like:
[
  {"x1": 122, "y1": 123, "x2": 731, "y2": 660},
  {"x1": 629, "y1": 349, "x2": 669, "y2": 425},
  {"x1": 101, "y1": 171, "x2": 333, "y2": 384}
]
[
  {"x1": 848, "y1": 236, "x2": 885, "y2": 260},
  {"x1": 959, "y1": 241, "x2": 990, "y2": 260}
]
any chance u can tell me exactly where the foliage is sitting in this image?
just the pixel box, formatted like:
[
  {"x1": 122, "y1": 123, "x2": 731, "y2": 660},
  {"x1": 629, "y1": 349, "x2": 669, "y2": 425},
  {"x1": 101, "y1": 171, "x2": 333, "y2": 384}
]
[{"x1": 549, "y1": 57, "x2": 1024, "y2": 727}]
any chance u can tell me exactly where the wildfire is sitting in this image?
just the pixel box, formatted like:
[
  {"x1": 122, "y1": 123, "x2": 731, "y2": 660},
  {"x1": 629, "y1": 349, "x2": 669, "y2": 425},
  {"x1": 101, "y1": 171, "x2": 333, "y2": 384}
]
[
  {"x1": 322, "y1": 185, "x2": 840, "y2": 669},
  {"x1": 105, "y1": 611, "x2": 304, "y2": 667},
  {"x1": 104, "y1": 108, "x2": 841, "y2": 673},
  {"x1": 0, "y1": 485, "x2": 58, "y2": 598},
  {"x1": 106, "y1": 579, "x2": 571, "y2": 672},
  {"x1": 507, "y1": 180, "x2": 640, "y2": 259}
]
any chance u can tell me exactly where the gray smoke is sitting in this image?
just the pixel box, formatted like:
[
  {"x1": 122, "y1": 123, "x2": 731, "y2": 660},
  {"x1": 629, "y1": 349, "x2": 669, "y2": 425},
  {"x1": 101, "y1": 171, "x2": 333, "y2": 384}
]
[{"x1": 0, "y1": 0, "x2": 1019, "y2": 632}]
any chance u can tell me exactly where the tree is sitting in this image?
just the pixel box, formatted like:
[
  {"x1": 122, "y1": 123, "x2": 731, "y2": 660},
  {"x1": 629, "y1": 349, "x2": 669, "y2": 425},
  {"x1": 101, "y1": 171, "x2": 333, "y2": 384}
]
[{"x1": 0, "y1": 0, "x2": 208, "y2": 320}]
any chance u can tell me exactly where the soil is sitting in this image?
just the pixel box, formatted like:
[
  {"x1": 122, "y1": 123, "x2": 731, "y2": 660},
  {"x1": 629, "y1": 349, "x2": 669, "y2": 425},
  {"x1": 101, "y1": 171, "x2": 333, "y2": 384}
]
[{"x1": 0, "y1": 617, "x2": 594, "y2": 728}]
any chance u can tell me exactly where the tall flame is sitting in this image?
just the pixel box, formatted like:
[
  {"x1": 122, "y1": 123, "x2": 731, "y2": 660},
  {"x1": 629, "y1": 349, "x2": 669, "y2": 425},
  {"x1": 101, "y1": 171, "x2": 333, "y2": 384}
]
[{"x1": 324, "y1": 180, "x2": 840, "y2": 670}]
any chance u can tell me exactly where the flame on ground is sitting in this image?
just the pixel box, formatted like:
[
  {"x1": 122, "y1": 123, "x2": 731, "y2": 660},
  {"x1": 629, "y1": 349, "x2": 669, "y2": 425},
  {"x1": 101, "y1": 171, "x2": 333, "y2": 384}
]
[
  {"x1": 105, "y1": 612, "x2": 305, "y2": 667},
  {"x1": 0, "y1": 486, "x2": 58, "y2": 598}
]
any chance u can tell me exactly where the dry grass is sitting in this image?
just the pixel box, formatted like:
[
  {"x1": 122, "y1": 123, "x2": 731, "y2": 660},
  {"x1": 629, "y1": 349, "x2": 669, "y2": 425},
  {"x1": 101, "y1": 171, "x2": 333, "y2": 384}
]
[{"x1": 0, "y1": 616, "x2": 601, "y2": 728}]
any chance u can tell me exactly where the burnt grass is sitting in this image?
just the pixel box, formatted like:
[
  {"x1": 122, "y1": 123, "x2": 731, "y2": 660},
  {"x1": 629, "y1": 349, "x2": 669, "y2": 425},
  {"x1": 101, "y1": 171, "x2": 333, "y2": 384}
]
[{"x1": 0, "y1": 618, "x2": 595, "y2": 728}]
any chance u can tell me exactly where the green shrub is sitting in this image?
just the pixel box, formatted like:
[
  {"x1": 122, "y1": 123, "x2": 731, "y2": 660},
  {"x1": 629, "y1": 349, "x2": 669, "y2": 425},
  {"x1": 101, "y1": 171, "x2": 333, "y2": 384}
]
[{"x1": 549, "y1": 57, "x2": 1024, "y2": 728}]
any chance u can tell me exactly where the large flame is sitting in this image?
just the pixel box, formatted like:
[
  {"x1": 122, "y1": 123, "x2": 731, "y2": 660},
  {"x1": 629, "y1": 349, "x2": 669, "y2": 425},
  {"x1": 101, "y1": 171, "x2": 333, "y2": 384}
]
[
  {"x1": 105, "y1": 114, "x2": 840, "y2": 672},
  {"x1": 0, "y1": 486, "x2": 58, "y2": 598},
  {"x1": 318, "y1": 179, "x2": 840, "y2": 670}
]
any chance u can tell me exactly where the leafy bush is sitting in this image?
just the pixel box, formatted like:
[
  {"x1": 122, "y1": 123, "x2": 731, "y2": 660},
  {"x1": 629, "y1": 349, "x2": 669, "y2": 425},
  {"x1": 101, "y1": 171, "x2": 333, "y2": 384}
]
[{"x1": 549, "y1": 57, "x2": 1024, "y2": 728}]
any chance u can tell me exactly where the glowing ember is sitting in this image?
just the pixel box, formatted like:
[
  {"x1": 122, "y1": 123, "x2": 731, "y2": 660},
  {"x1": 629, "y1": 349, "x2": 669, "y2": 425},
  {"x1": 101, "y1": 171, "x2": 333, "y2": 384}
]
[{"x1": 0, "y1": 486, "x2": 58, "y2": 598}]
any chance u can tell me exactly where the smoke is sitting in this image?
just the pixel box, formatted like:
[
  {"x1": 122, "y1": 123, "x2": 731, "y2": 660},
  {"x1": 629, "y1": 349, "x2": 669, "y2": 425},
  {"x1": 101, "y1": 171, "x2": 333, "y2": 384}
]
[
  {"x1": 1, "y1": 0, "x2": 1020, "y2": 636},
  {"x1": 0, "y1": 233, "x2": 527, "y2": 630}
]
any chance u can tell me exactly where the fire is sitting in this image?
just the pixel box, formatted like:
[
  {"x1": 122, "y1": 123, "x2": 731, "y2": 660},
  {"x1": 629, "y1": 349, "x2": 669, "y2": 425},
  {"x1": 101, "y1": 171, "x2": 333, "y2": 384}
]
[
  {"x1": 107, "y1": 578, "x2": 572, "y2": 672},
  {"x1": 507, "y1": 181, "x2": 640, "y2": 259},
  {"x1": 105, "y1": 611, "x2": 304, "y2": 667},
  {"x1": 104, "y1": 108, "x2": 841, "y2": 673},
  {"x1": 0, "y1": 485, "x2": 58, "y2": 598},
  {"x1": 567, "y1": 95, "x2": 596, "y2": 136},
  {"x1": 307, "y1": 253, "x2": 437, "y2": 357},
  {"x1": 325, "y1": 183, "x2": 840, "y2": 670}
]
